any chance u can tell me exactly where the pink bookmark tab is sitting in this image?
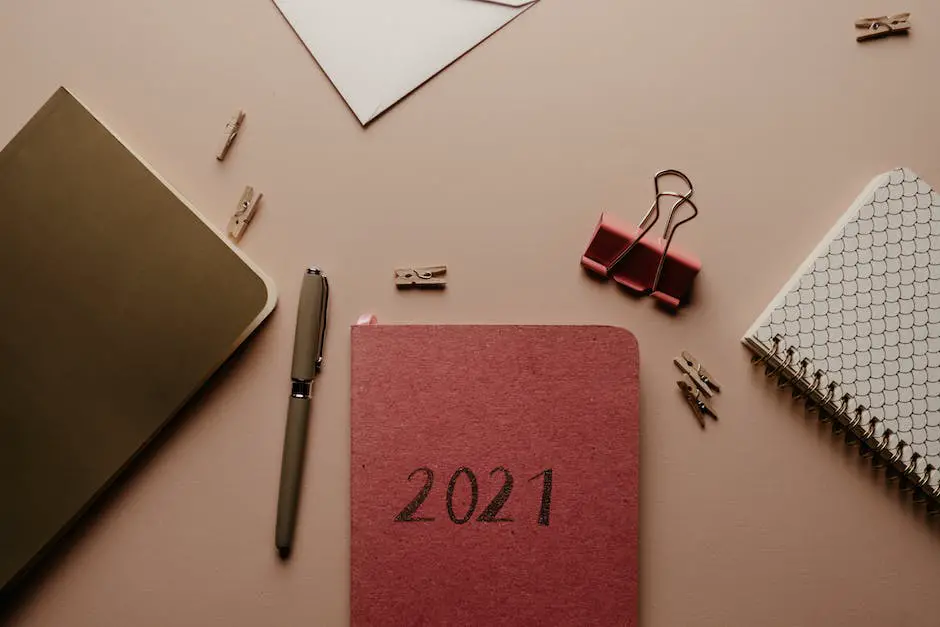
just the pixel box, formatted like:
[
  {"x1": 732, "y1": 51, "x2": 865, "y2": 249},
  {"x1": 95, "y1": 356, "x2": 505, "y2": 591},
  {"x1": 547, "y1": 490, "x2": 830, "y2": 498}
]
[{"x1": 356, "y1": 314, "x2": 378, "y2": 326}]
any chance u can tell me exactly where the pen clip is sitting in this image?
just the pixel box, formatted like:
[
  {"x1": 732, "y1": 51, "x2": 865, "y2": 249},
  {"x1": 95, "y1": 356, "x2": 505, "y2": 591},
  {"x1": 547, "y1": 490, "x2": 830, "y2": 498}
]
[{"x1": 313, "y1": 269, "x2": 329, "y2": 372}]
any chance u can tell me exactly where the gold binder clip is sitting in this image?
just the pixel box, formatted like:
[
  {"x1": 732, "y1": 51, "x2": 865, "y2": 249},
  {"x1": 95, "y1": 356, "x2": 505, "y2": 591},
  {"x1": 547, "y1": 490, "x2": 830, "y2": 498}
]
[
  {"x1": 216, "y1": 110, "x2": 245, "y2": 161},
  {"x1": 395, "y1": 266, "x2": 447, "y2": 289},
  {"x1": 678, "y1": 375, "x2": 718, "y2": 428},
  {"x1": 856, "y1": 13, "x2": 911, "y2": 42},
  {"x1": 228, "y1": 186, "x2": 262, "y2": 242},
  {"x1": 674, "y1": 351, "x2": 720, "y2": 396}
]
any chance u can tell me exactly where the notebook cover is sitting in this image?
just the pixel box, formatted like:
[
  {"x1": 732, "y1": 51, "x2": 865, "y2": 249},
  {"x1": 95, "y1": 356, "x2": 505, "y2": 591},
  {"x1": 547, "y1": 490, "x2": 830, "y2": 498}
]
[
  {"x1": 351, "y1": 325, "x2": 640, "y2": 626},
  {"x1": 0, "y1": 88, "x2": 276, "y2": 596},
  {"x1": 743, "y1": 167, "x2": 940, "y2": 487}
]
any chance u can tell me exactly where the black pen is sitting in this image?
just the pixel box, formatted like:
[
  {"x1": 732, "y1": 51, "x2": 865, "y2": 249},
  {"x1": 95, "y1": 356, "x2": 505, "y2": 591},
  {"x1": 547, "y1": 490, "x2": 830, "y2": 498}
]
[{"x1": 275, "y1": 268, "x2": 329, "y2": 558}]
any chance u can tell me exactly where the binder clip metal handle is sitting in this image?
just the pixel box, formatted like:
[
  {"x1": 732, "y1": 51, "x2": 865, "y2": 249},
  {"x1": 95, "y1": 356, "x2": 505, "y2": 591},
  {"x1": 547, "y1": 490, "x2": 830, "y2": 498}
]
[{"x1": 609, "y1": 170, "x2": 693, "y2": 264}]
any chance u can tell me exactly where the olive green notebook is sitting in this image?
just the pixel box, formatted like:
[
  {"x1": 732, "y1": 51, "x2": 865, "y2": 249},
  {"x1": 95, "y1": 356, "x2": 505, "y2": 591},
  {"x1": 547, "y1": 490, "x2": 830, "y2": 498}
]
[{"x1": 0, "y1": 88, "x2": 276, "y2": 596}]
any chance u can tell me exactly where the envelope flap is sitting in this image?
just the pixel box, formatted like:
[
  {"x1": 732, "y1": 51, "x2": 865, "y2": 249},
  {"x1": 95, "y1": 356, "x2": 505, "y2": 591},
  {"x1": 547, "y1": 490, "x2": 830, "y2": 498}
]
[
  {"x1": 272, "y1": 0, "x2": 539, "y2": 124},
  {"x1": 472, "y1": 0, "x2": 537, "y2": 7}
]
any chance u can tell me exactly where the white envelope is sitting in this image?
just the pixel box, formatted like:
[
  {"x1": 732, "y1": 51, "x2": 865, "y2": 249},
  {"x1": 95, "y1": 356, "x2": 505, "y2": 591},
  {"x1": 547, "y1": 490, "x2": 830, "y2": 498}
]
[{"x1": 271, "y1": 0, "x2": 539, "y2": 125}]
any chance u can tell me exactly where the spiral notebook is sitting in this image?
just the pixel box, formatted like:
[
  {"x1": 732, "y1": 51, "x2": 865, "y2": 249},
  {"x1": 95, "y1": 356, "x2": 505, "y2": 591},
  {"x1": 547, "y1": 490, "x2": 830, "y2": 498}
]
[{"x1": 743, "y1": 168, "x2": 940, "y2": 511}]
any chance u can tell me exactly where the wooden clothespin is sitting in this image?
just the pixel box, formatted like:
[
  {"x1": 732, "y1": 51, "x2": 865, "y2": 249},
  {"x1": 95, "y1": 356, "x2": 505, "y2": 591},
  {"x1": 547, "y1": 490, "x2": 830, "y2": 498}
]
[
  {"x1": 856, "y1": 13, "x2": 910, "y2": 42},
  {"x1": 227, "y1": 186, "x2": 262, "y2": 242},
  {"x1": 674, "y1": 351, "x2": 720, "y2": 396},
  {"x1": 216, "y1": 110, "x2": 245, "y2": 161},
  {"x1": 678, "y1": 375, "x2": 718, "y2": 428},
  {"x1": 395, "y1": 266, "x2": 447, "y2": 289}
]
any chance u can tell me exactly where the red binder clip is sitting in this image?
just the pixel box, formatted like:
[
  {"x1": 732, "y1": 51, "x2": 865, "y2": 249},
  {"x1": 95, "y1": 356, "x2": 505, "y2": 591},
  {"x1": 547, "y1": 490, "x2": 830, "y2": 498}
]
[{"x1": 582, "y1": 170, "x2": 702, "y2": 308}]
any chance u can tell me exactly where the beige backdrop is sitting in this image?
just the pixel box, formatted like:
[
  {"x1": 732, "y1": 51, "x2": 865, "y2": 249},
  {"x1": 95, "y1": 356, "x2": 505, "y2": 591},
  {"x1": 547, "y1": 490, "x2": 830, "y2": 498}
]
[{"x1": 2, "y1": 1, "x2": 940, "y2": 625}]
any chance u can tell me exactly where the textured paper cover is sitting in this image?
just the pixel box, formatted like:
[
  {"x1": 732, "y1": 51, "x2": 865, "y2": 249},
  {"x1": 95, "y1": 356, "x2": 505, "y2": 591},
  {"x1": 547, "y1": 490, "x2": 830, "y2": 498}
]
[{"x1": 351, "y1": 325, "x2": 639, "y2": 626}]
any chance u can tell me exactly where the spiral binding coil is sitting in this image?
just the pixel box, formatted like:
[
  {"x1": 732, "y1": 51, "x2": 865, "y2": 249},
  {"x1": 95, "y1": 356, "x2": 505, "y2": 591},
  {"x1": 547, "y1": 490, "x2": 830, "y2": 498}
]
[{"x1": 750, "y1": 334, "x2": 940, "y2": 513}]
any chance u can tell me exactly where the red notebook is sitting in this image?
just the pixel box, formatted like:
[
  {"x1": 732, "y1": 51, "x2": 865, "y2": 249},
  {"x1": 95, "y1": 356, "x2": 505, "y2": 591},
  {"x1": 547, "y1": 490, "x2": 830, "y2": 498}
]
[{"x1": 351, "y1": 325, "x2": 640, "y2": 626}]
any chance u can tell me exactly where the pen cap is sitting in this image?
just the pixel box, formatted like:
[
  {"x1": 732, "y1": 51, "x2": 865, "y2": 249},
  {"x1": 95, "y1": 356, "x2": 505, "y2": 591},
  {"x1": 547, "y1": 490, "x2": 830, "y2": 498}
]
[{"x1": 291, "y1": 269, "x2": 328, "y2": 380}]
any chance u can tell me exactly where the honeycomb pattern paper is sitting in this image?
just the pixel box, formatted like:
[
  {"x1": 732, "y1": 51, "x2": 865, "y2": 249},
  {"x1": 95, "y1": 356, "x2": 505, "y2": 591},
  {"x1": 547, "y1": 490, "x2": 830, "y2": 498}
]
[{"x1": 745, "y1": 168, "x2": 940, "y2": 492}]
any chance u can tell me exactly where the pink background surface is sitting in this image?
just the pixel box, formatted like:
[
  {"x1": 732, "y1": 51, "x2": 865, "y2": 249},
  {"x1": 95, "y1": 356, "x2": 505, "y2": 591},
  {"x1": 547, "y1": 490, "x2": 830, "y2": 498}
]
[
  {"x1": 350, "y1": 326, "x2": 639, "y2": 626},
  {"x1": 3, "y1": 1, "x2": 940, "y2": 625}
]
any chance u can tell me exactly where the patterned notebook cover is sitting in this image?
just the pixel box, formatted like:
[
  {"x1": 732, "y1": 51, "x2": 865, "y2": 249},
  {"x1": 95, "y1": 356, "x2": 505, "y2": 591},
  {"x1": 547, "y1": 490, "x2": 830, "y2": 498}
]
[{"x1": 743, "y1": 168, "x2": 940, "y2": 491}]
